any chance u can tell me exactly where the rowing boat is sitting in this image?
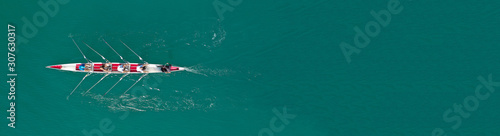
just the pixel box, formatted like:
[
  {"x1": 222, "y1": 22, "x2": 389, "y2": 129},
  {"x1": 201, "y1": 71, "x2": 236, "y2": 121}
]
[
  {"x1": 48, "y1": 36, "x2": 185, "y2": 98},
  {"x1": 46, "y1": 63, "x2": 184, "y2": 73}
]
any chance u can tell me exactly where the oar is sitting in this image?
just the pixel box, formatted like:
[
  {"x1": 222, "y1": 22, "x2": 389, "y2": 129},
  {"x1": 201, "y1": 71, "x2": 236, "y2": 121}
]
[
  {"x1": 103, "y1": 38, "x2": 128, "y2": 63},
  {"x1": 123, "y1": 73, "x2": 148, "y2": 95},
  {"x1": 67, "y1": 37, "x2": 95, "y2": 100},
  {"x1": 67, "y1": 72, "x2": 92, "y2": 100},
  {"x1": 104, "y1": 73, "x2": 129, "y2": 96},
  {"x1": 82, "y1": 41, "x2": 109, "y2": 63},
  {"x1": 83, "y1": 73, "x2": 111, "y2": 96},
  {"x1": 120, "y1": 40, "x2": 147, "y2": 64}
]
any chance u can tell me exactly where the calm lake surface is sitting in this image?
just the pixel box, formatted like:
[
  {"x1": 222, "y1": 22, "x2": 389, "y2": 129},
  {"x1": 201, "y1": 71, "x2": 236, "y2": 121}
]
[{"x1": 2, "y1": 0, "x2": 500, "y2": 135}]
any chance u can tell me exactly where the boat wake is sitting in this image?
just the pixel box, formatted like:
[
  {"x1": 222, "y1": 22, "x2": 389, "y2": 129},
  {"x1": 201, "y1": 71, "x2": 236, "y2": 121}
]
[
  {"x1": 184, "y1": 65, "x2": 233, "y2": 77},
  {"x1": 85, "y1": 88, "x2": 216, "y2": 112},
  {"x1": 184, "y1": 67, "x2": 208, "y2": 77}
]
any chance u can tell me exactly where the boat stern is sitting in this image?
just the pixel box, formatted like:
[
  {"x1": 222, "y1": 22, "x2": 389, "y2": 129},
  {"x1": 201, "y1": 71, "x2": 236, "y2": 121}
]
[{"x1": 171, "y1": 66, "x2": 185, "y2": 72}]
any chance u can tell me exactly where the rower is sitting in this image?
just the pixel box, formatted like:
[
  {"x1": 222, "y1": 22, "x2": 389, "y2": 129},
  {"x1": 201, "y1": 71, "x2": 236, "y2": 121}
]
[
  {"x1": 117, "y1": 63, "x2": 130, "y2": 73},
  {"x1": 79, "y1": 64, "x2": 86, "y2": 71},
  {"x1": 161, "y1": 63, "x2": 172, "y2": 73},
  {"x1": 100, "y1": 63, "x2": 113, "y2": 72},
  {"x1": 137, "y1": 63, "x2": 149, "y2": 73},
  {"x1": 85, "y1": 63, "x2": 93, "y2": 71},
  {"x1": 79, "y1": 63, "x2": 93, "y2": 71}
]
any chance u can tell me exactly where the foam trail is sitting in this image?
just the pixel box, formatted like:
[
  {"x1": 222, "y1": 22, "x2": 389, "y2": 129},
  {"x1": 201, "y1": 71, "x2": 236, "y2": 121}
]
[{"x1": 185, "y1": 67, "x2": 208, "y2": 77}]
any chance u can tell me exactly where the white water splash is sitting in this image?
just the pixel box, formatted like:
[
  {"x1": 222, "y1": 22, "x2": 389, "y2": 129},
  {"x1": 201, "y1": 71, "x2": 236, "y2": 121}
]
[
  {"x1": 85, "y1": 88, "x2": 216, "y2": 112},
  {"x1": 184, "y1": 65, "x2": 234, "y2": 77},
  {"x1": 185, "y1": 67, "x2": 208, "y2": 77}
]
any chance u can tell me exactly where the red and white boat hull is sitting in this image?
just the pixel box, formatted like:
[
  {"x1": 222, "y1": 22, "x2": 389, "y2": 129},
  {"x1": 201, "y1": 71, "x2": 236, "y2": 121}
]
[{"x1": 46, "y1": 62, "x2": 184, "y2": 74}]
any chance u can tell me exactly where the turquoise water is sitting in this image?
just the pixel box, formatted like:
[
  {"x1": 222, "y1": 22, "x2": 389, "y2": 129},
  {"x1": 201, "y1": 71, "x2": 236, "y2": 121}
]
[{"x1": 2, "y1": 0, "x2": 500, "y2": 135}]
